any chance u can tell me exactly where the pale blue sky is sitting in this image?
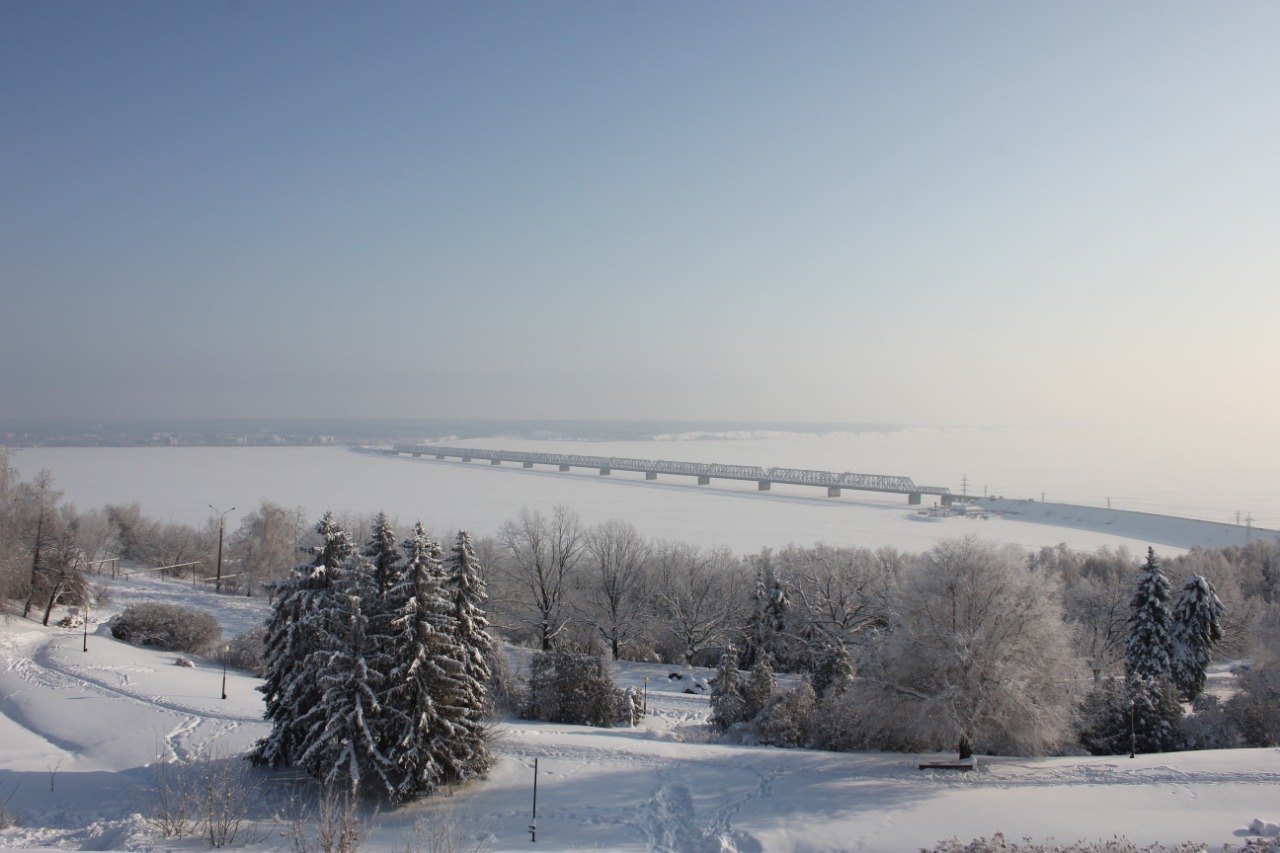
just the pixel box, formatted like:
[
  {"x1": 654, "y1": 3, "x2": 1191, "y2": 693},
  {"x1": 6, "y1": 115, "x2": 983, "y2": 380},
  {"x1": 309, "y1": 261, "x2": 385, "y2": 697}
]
[{"x1": 3, "y1": 2, "x2": 1277, "y2": 428}]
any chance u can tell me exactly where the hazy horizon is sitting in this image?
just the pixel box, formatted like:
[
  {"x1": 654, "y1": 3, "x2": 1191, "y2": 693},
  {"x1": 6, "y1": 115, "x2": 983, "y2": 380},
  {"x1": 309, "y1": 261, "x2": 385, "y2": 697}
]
[{"x1": 4, "y1": 2, "x2": 1278, "y2": 432}]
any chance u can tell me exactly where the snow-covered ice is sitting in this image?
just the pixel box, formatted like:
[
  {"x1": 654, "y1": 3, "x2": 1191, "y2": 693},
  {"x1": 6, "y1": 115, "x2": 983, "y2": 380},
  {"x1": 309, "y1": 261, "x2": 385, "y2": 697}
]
[{"x1": 11, "y1": 425, "x2": 1280, "y2": 556}]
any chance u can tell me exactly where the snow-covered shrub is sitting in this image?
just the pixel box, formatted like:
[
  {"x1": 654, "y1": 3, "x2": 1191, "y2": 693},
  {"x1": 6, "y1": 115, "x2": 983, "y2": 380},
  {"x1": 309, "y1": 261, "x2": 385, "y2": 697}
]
[
  {"x1": 484, "y1": 641, "x2": 525, "y2": 714},
  {"x1": 807, "y1": 686, "x2": 869, "y2": 752},
  {"x1": 1226, "y1": 658, "x2": 1280, "y2": 747},
  {"x1": 808, "y1": 642, "x2": 854, "y2": 700},
  {"x1": 111, "y1": 601, "x2": 222, "y2": 654},
  {"x1": 218, "y1": 623, "x2": 267, "y2": 676},
  {"x1": 56, "y1": 612, "x2": 84, "y2": 629},
  {"x1": 395, "y1": 811, "x2": 494, "y2": 853},
  {"x1": 523, "y1": 646, "x2": 625, "y2": 727},
  {"x1": 1179, "y1": 693, "x2": 1241, "y2": 750},
  {"x1": 0, "y1": 779, "x2": 18, "y2": 829},
  {"x1": 745, "y1": 683, "x2": 816, "y2": 748},
  {"x1": 618, "y1": 686, "x2": 643, "y2": 726}
]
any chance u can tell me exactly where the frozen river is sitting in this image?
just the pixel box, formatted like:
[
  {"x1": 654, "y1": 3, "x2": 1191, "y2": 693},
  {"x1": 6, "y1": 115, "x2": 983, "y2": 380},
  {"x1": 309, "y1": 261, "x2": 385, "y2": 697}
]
[{"x1": 9, "y1": 424, "x2": 1278, "y2": 555}]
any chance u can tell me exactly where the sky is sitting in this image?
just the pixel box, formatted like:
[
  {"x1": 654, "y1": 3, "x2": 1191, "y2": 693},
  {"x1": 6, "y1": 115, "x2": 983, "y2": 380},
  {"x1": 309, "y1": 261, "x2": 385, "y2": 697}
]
[{"x1": 3, "y1": 1, "x2": 1278, "y2": 429}]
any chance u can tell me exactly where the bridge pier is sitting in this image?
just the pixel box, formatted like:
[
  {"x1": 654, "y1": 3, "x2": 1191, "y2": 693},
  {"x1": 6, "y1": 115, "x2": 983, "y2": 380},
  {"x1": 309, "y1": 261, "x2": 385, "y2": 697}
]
[
  {"x1": 941, "y1": 494, "x2": 954, "y2": 506},
  {"x1": 828, "y1": 486, "x2": 841, "y2": 497},
  {"x1": 559, "y1": 464, "x2": 570, "y2": 472},
  {"x1": 599, "y1": 467, "x2": 611, "y2": 475},
  {"x1": 523, "y1": 462, "x2": 534, "y2": 468},
  {"x1": 491, "y1": 459, "x2": 502, "y2": 465},
  {"x1": 462, "y1": 456, "x2": 472, "y2": 463},
  {"x1": 646, "y1": 471, "x2": 658, "y2": 480},
  {"x1": 758, "y1": 480, "x2": 771, "y2": 491},
  {"x1": 435, "y1": 453, "x2": 445, "y2": 460},
  {"x1": 908, "y1": 492, "x2": 921, "y2": 505},
  {"x1": 697, "y1": 475, "x2": 711, "y2": 485}
]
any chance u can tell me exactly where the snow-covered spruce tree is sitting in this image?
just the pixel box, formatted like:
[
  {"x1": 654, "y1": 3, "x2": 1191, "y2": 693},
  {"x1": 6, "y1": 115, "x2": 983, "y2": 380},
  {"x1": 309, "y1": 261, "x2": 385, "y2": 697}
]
[
  {"x1": 748, "y1": 682, "x2": 816, "y2": 748},
  {"x1": 363, "y1": 511, "x2": 402, "y2": 594},
  {"x1": 253, "y1": 512, "x2": 355, "y2": 768},
  {"x1": 1125, "y1": 547, "x2": 1173, "y2": 682},
  {"x1": 438, "y1": 530, "x2": 494, "y2": 775},
  {"x1": 1169, "y1": 574, "x2": 1225, "y2": 701},
  {"x1": 741, "y1": 656, "x2": 776, "y2": 722},
  {"x1": 744, "y1": 556, "x2": 789, "y2": 669},
  {"x1": 294, "y1": 557, "x2": 398, "y2": 797},
  {"x1": 809, "y1": 642, "x2": 855, "y2": 700},
  {"x1": 1128, "y1": 674, "x2": 1184, "y2": 753},
  {"x1": 709, "y1": 645, "x2": 747, "y2": 731},
  {"x1": 378, "y1": 523, "x2": 473, "y2": 798},
  {"x1": 524, "y1": 646, "x2": 624, "y2": 727}
]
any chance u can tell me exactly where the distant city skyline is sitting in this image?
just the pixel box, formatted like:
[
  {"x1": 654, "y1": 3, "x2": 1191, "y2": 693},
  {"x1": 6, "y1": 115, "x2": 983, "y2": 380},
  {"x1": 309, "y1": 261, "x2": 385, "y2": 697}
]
[{"x1": 3, "y1": 2, "x2": 1277, "y2": 431}]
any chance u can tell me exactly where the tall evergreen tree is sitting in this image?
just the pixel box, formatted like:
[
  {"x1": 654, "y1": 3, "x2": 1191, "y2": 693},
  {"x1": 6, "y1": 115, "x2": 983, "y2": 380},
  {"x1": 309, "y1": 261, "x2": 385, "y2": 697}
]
[
  {"x1": 379, "y1": 523, "x2": 479, "y2": 798},
  {"x1": 1170, "y1": 574, "x2": 1225, "y2": 701},
  {"x1": 709, "y1": 645, "x2": 746, "y2": 731},
  {"x1": 1125, "y1": 547, "x2": 1172, "y2": 682},
  {"x1": 745, "y1": 559, "x2": 790, "y2": 669},
  {"x1": 295, "y1": 559, "x2": 398, "y2": 796},
  {"x1": 809, "y1": 642, "x2": 855, "y2": 700},
  {"x1": 435, "y1": 529, "x2": 494, "y2": 784},
  {"x1": 742, "y1": 655, "x2": 776, "y2": 722},
  {"x1": 444, "y1": 531, "x2": 494, "y2": 709},
  {"x1": 253, "y1": 512, "x2": 354, "y2": 768},
  {"x1": 364, "y1": 511, "x2": 401, "y2": 594}
]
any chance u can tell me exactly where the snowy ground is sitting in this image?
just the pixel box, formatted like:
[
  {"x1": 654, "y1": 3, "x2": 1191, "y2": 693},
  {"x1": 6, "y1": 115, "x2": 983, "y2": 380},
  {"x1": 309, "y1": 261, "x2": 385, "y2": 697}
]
[{"x1": 2, "y1": 575, "x2": 1279, "y2": 853}]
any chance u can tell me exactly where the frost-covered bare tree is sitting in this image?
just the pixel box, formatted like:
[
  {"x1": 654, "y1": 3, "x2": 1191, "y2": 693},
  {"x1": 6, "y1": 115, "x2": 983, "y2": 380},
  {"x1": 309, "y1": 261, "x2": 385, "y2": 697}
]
[
  {"x1": 19, "y1": 470, "x2": 64, "y2": 618},
  {"x1": 497, "y1": 506, "x2": 583, "y2": 650},
  {"x1": 579, "y1": 519, "x2": 652, "y2": 660},
  {"x1": 0, "y1": 449, "x2": 22, "y2": 604},
  {"x1": 37, "y1": 512, "x2": 92, "y2": 626},
  {"x1": 230, "y1": 500, "x2": 305, "y2": 595},
  {"x1": 1062, "y1": 548, "x2": 1135, "y2": 683},
  {"x1": 781, "y1": 543, "x2": 893, "y2": 655},
  {"x1": 853, "y1": 537, "x2": 1085, "y2": 758},
  {"x1": 104, "y1": 502, "x2": 156, "y2": 562},
  {"x1": 652, "y1": 542, "x2": 746, "y2": 665}
]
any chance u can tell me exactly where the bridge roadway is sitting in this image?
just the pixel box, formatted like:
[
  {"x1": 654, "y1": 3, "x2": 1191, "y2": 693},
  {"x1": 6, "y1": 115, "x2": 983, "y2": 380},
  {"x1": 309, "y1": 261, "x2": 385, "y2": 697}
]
[{"x1": 378, "y1": 444, "x2": 954, "y2": 504}]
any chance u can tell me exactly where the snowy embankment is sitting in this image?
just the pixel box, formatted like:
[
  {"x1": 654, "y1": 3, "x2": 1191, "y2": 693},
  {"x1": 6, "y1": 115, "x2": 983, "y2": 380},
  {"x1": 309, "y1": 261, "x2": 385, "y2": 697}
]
[
  {"x1": 2, "y1": 576, "x2": 1280, "y2": 853},
  {"x1": 981, "y1": 498, "x2": 1279, "y2": 551}
]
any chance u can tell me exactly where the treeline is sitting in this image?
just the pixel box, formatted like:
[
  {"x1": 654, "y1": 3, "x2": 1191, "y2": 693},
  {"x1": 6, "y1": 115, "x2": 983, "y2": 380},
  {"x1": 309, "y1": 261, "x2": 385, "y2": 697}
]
[{"x1": 3, "y1": 452, "x2": 1279, "y2": 757}]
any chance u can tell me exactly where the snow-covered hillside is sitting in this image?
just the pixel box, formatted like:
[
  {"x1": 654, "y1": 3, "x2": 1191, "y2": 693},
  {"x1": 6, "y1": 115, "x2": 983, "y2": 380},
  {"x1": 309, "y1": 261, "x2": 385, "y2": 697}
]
[{"x1": 2, "y1": 575, "x2": 1279, "y2": 852}]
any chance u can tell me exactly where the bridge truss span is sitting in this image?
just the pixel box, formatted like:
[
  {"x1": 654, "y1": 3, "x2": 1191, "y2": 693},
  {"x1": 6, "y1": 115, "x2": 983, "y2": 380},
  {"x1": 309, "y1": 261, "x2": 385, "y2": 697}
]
[{"x1": 382, "y1": 444, "x2": 953, "y2": 503}]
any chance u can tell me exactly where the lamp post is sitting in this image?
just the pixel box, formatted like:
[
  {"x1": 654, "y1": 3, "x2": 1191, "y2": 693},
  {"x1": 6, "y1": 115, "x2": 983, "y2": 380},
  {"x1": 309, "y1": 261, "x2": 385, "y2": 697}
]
[
  {"x1": 209, "y1": 505, "x2": 235, "y2": 594},
  {"x1": 82, "y1": 605, "x2": 89, "y2": 652},
  {"x1": 1129, "y1": 698, "x2": 1136, "y2": 759},
  {"x1": 221, "y1": 644, "x2": 230, "y2": 700}
]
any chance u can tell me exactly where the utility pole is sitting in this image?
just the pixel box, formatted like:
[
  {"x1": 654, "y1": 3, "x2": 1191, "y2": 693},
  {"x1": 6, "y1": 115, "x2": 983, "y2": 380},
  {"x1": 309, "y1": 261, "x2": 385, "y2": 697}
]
[{"x1": 209, "y1": 505, "x2": 235, "y2": 594}]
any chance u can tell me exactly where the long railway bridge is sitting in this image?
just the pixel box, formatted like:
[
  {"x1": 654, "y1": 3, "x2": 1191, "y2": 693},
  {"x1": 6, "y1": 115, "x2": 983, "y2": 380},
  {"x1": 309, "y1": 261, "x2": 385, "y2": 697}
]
[{"x1": 373, "y1": 444, "x2": 955, "y2": 504}]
